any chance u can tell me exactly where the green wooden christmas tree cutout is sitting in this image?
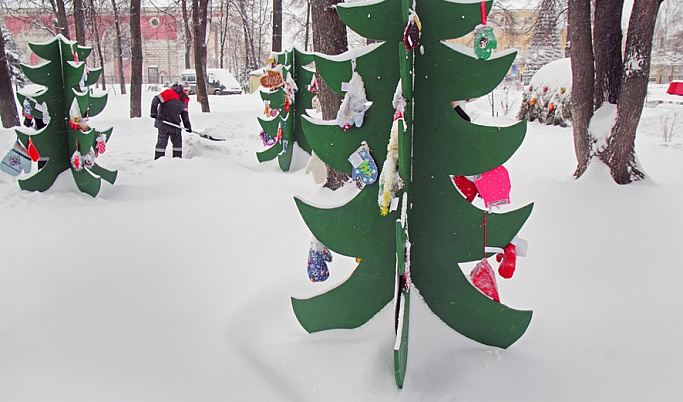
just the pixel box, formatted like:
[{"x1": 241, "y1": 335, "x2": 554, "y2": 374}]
[
  {"x1": 292, "y1": 0, "x2": 533, "y2": 388},
  {"x1": 257, "y1": 48, "x2": 315, "y2": 171},
  {"x1": 11, "y1": 35, "x2": 116, "y2": 197}
]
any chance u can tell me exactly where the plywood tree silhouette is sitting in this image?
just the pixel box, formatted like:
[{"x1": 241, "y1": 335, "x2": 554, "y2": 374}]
[
  {"x1": 12, "y1": 35, "x2": 116, "y2": 197},
  {"x1": 257, "y1": 48, "x2": 315, "y2": 171},
  {"x1": 292, "y1": 0, "x2": 533, "y2": 387}
]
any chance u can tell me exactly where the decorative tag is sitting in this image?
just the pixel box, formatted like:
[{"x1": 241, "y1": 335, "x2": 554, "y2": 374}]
[
  {"x1": 475, "y1": 166, "x2": 511, "y2": 208},
  {"x1": 348, "y1": 141, "x2": 378, "y2": 186},
  {"x1": 260, "y1": 69, "x2": 284, "y2": 89},
  {"x1": 474, "y1": 24, "x2": 497, "y2": 60}
]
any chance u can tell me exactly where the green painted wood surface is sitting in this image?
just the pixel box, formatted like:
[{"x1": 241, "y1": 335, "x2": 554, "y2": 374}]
[
  {"x1": 12, "y1": 35, "x2": 116, "y2": 197},
  {"x1": 293, "y1": 0, "x2": 534, "y2": 384}
]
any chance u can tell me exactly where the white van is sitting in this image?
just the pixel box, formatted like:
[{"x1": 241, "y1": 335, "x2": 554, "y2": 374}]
[{"x1": 179, "y1": 68, "x2": 243, "y2": 95}]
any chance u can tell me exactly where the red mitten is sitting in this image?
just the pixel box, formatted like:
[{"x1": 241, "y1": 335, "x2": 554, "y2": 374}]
[
  {"x1": 453, "y1": 176, "x2": 478, "y2": 203},
  {"x1": 470, "y1": 258, "x2": 500, "y2": 302},
  {"x1": 497, "y1": 243, "x2": 517, "y2": 279}
]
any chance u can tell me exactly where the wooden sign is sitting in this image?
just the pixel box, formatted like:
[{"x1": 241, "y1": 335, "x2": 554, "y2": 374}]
[{"x1": 260, "y1": 69, "x2": 284, "y2": 89}]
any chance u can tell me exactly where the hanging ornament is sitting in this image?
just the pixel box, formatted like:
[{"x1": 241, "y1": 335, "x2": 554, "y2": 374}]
[
  {"x1": 82, "y1": 149, "x2": 95, "y2": 168},
  {"x1": 21, "y1": 99, "x2": 34, "y2": 127},
  {"x1": 308, "y1": 75, "x2": 318, "y2": 93},
  {"x1": 452, "y1": 175, "x2": 479, "y2": 203},
  {"x1": 403, "y1": 9, "x2": 422, "y2": 51},
  {"x1": 259, "y1": 130, "x2": 276, "y2": 147},
  {"x1": 470, "y1": 258, "x2": 500, "y2": 302},
  {"x1": 307, "y1": 238, "x2": 332, "y2": 282},
  {"x1": 71, "y1": 150, "x2": 83, "y2": 171},
  {"x1": 348, "y1": 141, "x2": 378, "y2": 186},
  {"x1": 474, "y1": 166, "x2": 511, "y2": 208},
  {"x1": 0, "y1": 140, "x2": 32, "y2": 176},
  {"x1": 95, "y1": 134, "x2": 106, "y2": 155},
  {"x1": 473, "y1": 2, "x2": 497, "y2": 60},
  {"x1": 276, "y1": 126, "x2": 283, "y2": 142},
  {"x1": 496, "y1": 243, "x2": 517, "y2": 279},
  {"x1": 337, "y1": 66, "x2": 369, "y2": 130},
  {"x1": 378, "y1": 112, "x2": 404, "y2": 215},
  {"x1": 27, "y1": 138, "x2": 40, "y2": 162}
]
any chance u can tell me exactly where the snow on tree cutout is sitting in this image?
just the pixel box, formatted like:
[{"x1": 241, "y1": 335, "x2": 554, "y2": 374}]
[{"x1": 1, "y1": 35, "x2": 116, "y2": 197}]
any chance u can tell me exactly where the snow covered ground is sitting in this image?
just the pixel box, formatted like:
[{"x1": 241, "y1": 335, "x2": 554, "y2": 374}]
[{"x1": 1, "y1": 85, "x2": 682, "y2": 401}]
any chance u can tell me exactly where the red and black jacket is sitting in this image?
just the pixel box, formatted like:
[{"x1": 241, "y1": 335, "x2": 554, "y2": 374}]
[{"x1": 151, "y1": 84, "x2": 191, "y2": 134}]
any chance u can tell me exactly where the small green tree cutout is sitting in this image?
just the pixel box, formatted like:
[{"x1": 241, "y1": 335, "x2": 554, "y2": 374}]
[
  {"x1": 257, "y1": 48, "x2": 315, "y2": 171},
  {"x1": 292, "y1": 0, "x2": 533, "y2": 387},
  {"x1": 13, "y1": 35, "x2": 116, "y2": 197}
]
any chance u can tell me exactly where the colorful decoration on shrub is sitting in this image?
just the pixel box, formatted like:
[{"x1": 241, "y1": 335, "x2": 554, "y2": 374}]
[
  {"x1": 1, "y1": 35, "x2": 116, "y2": 197},
  {"x1": 517, "y1": 58, "x2": 572, "y2": 127}
]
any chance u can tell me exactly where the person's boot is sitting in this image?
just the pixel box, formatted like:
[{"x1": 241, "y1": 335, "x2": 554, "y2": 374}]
[
  {"x1": 172, "y1": 150, "x2": 182, "y2": 158},
  {"x1": 154, "y1": 151, "x2": 165, "y2": 160}
]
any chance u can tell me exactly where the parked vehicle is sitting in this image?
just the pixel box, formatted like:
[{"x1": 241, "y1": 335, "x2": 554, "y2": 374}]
[{"x1": 179, "y1": 68, "x2": 243, "y2": 95}]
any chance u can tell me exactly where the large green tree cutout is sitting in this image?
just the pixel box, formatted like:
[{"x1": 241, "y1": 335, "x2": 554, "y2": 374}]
[
  {"x1": 292, "y1": 0, "x2": 533, "y2": 387},
  {"x1": 257, "y1": 48, "x2": 315, "y2": 171},
  {"x1": 13, "y1": 35, "x2": 116, "y2": 197}
]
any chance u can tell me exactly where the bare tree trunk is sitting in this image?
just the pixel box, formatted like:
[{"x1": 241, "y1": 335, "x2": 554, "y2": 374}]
[
  {"x1": 593, "y1": 0, "x2": 623, "y2": 108},
  {"x1": 193, "y1": 0, "x2": 211, "y2": 112},
  {"x1": 88, "y1": 0, "x2": 106, "y2": 90},
  {"x1": 130, "y1": 0, "x2": 143, "y2": 118},
  {"x1": 0, "y1": 29, "x2": 19, "y2": 128},
  {"x1": 49, "y1": 0, "x2": 70, "y2": 38},
  {"x1": 218, "y1": 0, "x2": 230, "y2": 69},
  {"x1": 182, "y1": 0, "x2": 193, "y2": 69},
  {"x1": 568, "y1": 0, "x2": 595, "y2": 178},
  {"x1": 272, "y1": 0, "x2": 282, "y2": 52},
  {"x1": 304, "y1": 0, "x2": 310, "y2": 51},
  {"x1": 598, "y1": 0, "x2": 663, "y2": 184},
  {"x1": 111, "y1": 0, "x2": 126, "y2": 94},
  {"x1": 73, "y1": 0, "x2": 86, "y2": 44},
  {"x1": 311, "y1": 0, "x2": 349, "y2": 190}
]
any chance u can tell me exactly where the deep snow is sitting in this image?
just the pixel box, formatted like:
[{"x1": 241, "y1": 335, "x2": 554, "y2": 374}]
[{"x1": 1, "y1": 83, "x2": 682, "y2": 401}]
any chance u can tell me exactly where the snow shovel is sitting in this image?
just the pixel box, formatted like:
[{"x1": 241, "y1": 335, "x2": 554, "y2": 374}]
[{"x1": 160, "y1": 120, "x2": 226, "y2": 141}]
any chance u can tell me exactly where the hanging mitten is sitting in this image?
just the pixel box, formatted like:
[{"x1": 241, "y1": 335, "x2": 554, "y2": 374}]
[
  {"x1": 95, "y1": 134, "x2": 106, "y2": 155},
  {"x1": 307, "y1": 239, "x2": 332, "y2": 282},
  {"x1": 337, "y1": 71, "x2": 369, "y2": 130},
  {"x1": 474, "y1": 166, "x2": 511, "y2": 208},
  {"x1": 452, "y1": 176, "x2": 478, "y2": 203},
  {"x1": 348, "y1": 141, "x2": 378, "y2": 186},
  {"x1": 470, "y1": 258, "x2": 500, "y2": 302},
  {"x1": 496, "y1": 243, "x2": 517, "y2": 279}
]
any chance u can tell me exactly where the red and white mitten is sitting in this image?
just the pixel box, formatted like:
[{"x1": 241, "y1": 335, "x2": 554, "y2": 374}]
[
  {"x1": 452, "y1": 176, "x2": 478, "y2": 203},
  {"x1": 496, "y1": 243, "x2": 517, "y2": 279},
  {"x1": 470, "y1": 258, "x2": 500, "y2": 302}
]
